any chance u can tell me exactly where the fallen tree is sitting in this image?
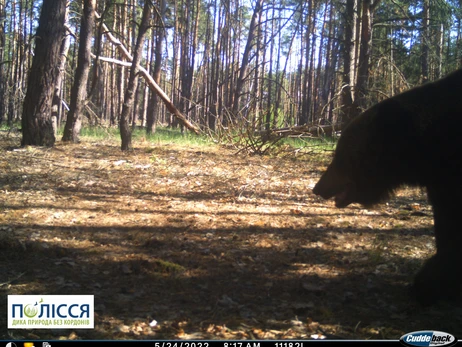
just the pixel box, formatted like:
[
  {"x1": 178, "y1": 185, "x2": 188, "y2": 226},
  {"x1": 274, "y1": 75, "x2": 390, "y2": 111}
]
[{"x1": 93, "y1": 11, "x2": 201, "y2": 135}]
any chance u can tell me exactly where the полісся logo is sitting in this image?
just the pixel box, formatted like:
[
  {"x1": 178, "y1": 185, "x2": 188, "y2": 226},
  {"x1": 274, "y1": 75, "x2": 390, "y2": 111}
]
[
  {"x1": 400, "y1": 331, "x2": 457, "y2": 347},
  {"x1": 8, "y1": 295, "x2": 94, "y2": 329}
]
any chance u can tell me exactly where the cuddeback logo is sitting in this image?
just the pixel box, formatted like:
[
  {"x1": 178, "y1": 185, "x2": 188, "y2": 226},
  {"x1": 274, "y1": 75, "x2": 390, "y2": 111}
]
[{"x1": 400, "y1": 331, "x2": 457, "y2": 347}]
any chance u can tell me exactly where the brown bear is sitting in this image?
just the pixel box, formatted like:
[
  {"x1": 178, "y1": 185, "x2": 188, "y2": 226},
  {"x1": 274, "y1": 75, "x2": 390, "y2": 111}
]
[{"x1": 312, "y1": 68, "x2": 462, "y2": 305}]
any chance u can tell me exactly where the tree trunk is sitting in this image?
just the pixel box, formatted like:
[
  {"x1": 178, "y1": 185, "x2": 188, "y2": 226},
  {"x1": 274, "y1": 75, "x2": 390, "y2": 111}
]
[
  {"x1": 178, "y1": 0, "x2": 199, "y2": 130},
  {"x1": 266, "y1": 4, "x2": 275, "y2": 131},
  {"x1": 353, "y1": 0, "x2": 379, "y2": 112},
  {"x1": 437, "y1": 23, "x2": 444, "y2": 79},
  {"x1": 232, "y1": 0, "x2": 262, "y2": 116},
  {"x1": 62, "y1": 0, "x2": 96, "y2": 143},
  {"x1": 340, "y1": 0, "x2": 358, "y2": 123},
  {"x1": 421, "y1": 0, "x2": 429, "y2": 83},
  {"x1": 7, "y1": 2, "x2": 17, "y2": 125},
  {"x1": 0, "y1": 0, "x2": 6, "y2": 125},
  {"x1": 120, "y1": 1, "x2": 151, "y2": 151},
  {"x1": 208, "y1": 0, "x2": 221, "y2": 131},
  {"x1": 21, "y1": 0, "x2": 67, "y2": 147},
  {"x1": 322, "y1": 1, "x2": 335, "y2": 122},
  {"x1": 146, "y1": 0, "x2": 166, "y2": 135},
  {"x1": 300, "y1": 0, "x2": 313, "y2": 126},
  {"x1": 51, "y1": 6, "x2": 70, "y2": 137}
]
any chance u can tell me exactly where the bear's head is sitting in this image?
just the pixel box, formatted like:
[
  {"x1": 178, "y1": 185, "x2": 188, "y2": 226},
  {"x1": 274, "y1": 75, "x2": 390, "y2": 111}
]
[{"x1": 313, "y1": 99, "x2": 416, "y2": 208}]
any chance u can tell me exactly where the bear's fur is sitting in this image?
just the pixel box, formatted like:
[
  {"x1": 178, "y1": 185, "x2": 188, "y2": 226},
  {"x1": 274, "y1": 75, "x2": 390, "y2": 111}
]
[{"x1": 312, "y1": 69, "x2": 462, "y2": 305}]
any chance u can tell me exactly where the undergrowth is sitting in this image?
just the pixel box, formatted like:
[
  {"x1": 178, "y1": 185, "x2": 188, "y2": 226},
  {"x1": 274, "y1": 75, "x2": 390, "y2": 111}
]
[{"x1": 1, "y1": 122, "x2": 337, "y2": 158}]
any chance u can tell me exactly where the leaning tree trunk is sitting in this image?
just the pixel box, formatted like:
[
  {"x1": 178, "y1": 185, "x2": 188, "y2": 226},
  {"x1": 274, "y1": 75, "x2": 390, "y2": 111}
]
[
  {"x1": 93, "y1": 8, "x2": 200, "y2": 135},
  {"x1": 21, "y1": 0, "x2": 67, "y2": 147},
  {"x1": 62, "y1": 0, "x2": 96, "y2": 143},
  {"x1": 120, "y1": 1, "x2": 151, "y2": 151},
  {"x1": 232, "y1": 0, "x2": 262, "y2": 116}
]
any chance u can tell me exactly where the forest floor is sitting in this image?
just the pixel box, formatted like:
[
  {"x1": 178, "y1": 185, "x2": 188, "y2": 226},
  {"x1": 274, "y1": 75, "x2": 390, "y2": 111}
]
[{"x1": 1, "y1": 130, "x2": 462, "y2": 341}]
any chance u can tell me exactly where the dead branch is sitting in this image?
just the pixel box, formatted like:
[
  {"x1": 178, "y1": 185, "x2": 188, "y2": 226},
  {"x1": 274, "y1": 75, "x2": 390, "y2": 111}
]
[
  {"x1": 93, "y1": 11, "x2": 201, "y2": 135},
  {"x1": 261, "y1": 123, "x2": 346, "y2": 139}
]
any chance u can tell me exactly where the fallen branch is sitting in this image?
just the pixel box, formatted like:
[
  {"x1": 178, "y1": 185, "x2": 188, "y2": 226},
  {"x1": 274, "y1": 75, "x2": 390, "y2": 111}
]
[
  {"x1": 263, "y1": 123, "x2": 346, "y2": 138},
  {"x1": 94, "y1": 11, "x2": 200, "y2": 135}
]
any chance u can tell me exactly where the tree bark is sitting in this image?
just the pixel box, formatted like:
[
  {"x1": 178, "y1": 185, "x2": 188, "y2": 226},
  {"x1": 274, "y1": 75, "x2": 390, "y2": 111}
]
[
  {"x1": 353, "y1": 0, "x2": 379, "y2": 112},
  {"x1": 62, "y1": 0, "x2": 96, "y2": 143},
  {"x1": 21, "y1": 0, "x2": 67, "y2": 147},
  {"x1": 0, "y1": 0, "x2": 6, "y2": 125},
  {"x1": 147, "y1": 0, "x2": 166, "y2": 135},
  {"x1": 232, "y1": 0, "x2": 262, "y2": 116},
  {"x1": 340, "y1": 0, "x2": 358, "y2": 123},
  {"x1": 421, "y1": 0, "x2": 429, "y2": 83},
  {"x1": 51, "y1": 6, "x2": 70, "y2": 137},
  {"x1": 300, "y1": 0, "x2": 313, "y2": 126},
  {"x1": 208, "y1": 0, "x2": 222, "y2": 131},
  {"x1": 120, "y1": 1, "x2": 151, "y2": 151},
  {"x1": 437, "y1": 23, "x2": 444, "y2": 79}
]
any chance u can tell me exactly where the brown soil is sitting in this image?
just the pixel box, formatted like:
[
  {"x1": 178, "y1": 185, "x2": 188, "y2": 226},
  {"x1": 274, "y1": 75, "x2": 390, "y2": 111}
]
[{"x1": 1, "y1": 132, "x2": 461, "y2": 341}]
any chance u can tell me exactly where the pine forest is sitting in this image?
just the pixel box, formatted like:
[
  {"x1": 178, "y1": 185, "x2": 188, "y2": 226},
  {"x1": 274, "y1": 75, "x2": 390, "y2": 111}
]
[{"x1": 0, "y1": 0, "x2": 461, "y2": 148}]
